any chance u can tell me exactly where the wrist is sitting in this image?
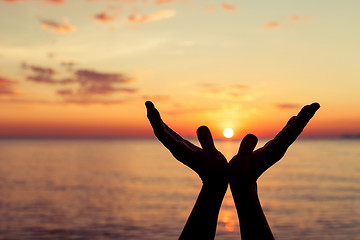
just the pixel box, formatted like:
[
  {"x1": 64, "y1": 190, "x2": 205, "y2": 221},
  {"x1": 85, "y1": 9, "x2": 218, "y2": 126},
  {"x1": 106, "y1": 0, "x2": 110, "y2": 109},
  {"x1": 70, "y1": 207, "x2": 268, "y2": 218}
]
[
  {"x1": 202, "y1": 180, "x2": 228, "y2": 193},
  {"x1": 230, "y1": 180, "x2": 257, "y2": 193}
]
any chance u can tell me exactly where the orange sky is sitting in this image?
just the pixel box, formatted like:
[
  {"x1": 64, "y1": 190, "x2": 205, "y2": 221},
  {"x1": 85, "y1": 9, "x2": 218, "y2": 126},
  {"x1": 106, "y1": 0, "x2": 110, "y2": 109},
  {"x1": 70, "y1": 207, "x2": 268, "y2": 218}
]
[{"x1": 0, "y1": 0, "x2": 359, "y2": 138}]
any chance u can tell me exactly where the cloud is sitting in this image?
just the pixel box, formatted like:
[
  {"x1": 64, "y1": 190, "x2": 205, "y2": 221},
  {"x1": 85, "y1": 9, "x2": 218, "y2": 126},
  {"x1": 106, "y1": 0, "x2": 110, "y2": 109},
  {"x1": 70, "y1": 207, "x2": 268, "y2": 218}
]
[
  {"x1": 201, "y1": 84, "x2": 250, "y2": 97},
  {"x1": 265, "y1": 21, "x2": 281, "y2": 29},
  {"x1": 22, "y1": 62, "x2": 138, "y2": 104},
  {"x1": 27, "y1": 76, "x2": 74, "y2": 84},
  {"x1": 142, "y1": 95, "x2": 170, "y2": 101},
  {"x1": 60, "y1": 61, "x2": 75, "y2": 71},
  {"x1": 40, "y1": 18, "x2": 76, "y2": 34},
  {"x1": 205, "y1": 5, "x2": 218, "y2": 11},
  {"x1": 45, "y1": 0, "x2": 65, "y2": 4},
  {"x1": 76, "y1": 69, "x2": 132, "y2": 84},
  {"x1": 94, "y1": 11, "x2": 115, "y2": 22},
  {"x1": 276, "y1": 103, "x2": 301, "y2": 109},
  {"x1": 265, "y1": 15, "x2": 312, "y2": 29},
  {"x1": 28, "y1": 65, "x2": 57, "y2": 75},
  {"x1": 23, "y1": 63, "x2": 73, "y2": 84},
  {"x1": 71, "y1": 69, "x2": 136, "y2": 96},
  {"x1": 164, "y1": 106, "x2": 221, "y2": 115},
  {"x1": 1, "y1": 0, "x2": 65, "y2": 4},
  {"x1": 289, "y1": 14, "x2": 312, "y2": 22},
  {"x1": 57, "y1": 86, "x2": 137, "y2": 96},
  {"x1": 128, "y1": 10, "x2": 176, "y2": 23},
  {"x1": 155, "y1": 0, "x2": 177, "y2": 5},
  {"x1": 222, "y1": 3, "x2": 236, "y2": 11},
  {"x1": 61, "y1": 98, "x2": 130, "y2": 105},
  {"x1": 0, "y1": 76, "x2": 20, "y2": 96}
]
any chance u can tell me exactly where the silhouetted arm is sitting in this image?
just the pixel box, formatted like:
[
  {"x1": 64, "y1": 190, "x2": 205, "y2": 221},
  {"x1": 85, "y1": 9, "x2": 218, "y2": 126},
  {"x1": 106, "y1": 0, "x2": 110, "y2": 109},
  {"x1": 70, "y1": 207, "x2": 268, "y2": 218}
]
[
  {"x1": 146, "y1": 101, "x2": 228, "y2": 240},
  {"x1": 229, "y1": 103, "x2": 320, "y2": 240}
]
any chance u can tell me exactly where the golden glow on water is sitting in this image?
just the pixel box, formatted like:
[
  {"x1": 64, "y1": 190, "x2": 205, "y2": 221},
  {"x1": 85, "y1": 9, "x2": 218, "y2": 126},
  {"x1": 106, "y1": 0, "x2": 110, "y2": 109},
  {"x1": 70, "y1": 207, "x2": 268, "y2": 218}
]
[
  {"x1": 0, "y1": 139, "x2": 359, "y2": 239},
  {"x1": 219, "y1": 192, "x2": 237, "y2": 233}
]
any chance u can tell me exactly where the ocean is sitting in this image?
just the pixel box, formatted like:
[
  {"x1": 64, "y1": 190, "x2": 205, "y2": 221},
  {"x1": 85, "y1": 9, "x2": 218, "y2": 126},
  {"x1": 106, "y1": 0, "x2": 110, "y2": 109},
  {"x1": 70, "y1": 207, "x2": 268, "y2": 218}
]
[{"x1": 0, "y1": 139, "x2": 359, "y2": 239}]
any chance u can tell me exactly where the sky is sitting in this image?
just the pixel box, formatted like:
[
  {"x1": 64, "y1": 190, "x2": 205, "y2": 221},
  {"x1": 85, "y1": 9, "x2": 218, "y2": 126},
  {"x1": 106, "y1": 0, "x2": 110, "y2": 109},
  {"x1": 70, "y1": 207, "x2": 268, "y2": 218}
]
[{"x1": 0, "y1": 0, "x2": 359, "y2": 139}]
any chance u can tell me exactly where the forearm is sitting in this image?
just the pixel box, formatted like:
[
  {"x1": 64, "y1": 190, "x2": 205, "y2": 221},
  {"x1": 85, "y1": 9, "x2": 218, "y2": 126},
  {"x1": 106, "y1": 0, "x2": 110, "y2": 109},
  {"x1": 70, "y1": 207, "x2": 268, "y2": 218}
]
[
  {"x1": 230, "y1": 182, "x2": 274, "y2": 240},
  {"x1": 179, "y1": 182, "x2": 228, "y2": 240}
]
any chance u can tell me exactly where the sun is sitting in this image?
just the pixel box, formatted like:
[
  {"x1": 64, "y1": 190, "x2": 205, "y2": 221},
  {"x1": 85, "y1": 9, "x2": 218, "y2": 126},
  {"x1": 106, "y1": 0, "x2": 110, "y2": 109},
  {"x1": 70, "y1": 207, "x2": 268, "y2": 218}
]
[{"x1": 223, "y1": 128, "x2": 234, "y2": 138}]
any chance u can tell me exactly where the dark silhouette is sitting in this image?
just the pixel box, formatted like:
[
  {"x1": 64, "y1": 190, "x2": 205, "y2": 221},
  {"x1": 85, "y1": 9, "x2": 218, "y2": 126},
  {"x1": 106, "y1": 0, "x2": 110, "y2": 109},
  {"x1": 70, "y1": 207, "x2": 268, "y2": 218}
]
[{"x1": 145, "y1": 101, "x2": 320, "y2": 240}]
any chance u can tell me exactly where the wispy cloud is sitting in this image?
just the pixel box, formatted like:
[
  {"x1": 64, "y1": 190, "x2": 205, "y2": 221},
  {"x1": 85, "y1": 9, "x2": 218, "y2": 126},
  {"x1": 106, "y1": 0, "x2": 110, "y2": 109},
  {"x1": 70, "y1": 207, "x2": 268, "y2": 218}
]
[
  {"x1": 222, "y1": 3, "x2": 236, "y2": 11},
  {"x1": 22, "y1": 63, "x2": 72, "y2": 84},
  {"x1": 164, "y1": 106, "x2": 221, "y2": 115},
  {"x1": 22, "y1": 62, "x2": 138, "y2": 104},
  {"x1": 0, "y1": 76, "x2": 20, "y2": 96},
  {"x1": 60, "y1": 61, "x2": 76, "y2": 71},
  {"x1": 40, "y1": 18, "x2": 76, "y2": 34},
  {"x1": 205, "y1": 3, "x2": 237, "y2": 12},
  {"x1": 200, "y1": 84, "x2": 250, "y2": 97},
  {"x1": 94, "y1": 11, "x2": 115, "y2": 22},
  {"x1": 69, "y1": 69, "x2": 136, "y2": 96},
  {"x1": 265, "y1": 21, "x2": 281, "y2": 29},
  {"x1": 143, "y1": 95, "x2": 170, "y2": 102},
  {"x1": 265, "y1": 14, "x2": 312, "y2": 29},
  {"x1": 289, "y1": 14, "x2": 312, "y2": 22},
  {"x1": 276, "y1": 103, "x2": 301, "y2": 109},
  {"x1": 128, "y1": 10, "x2": 176, "y2": 23},
  {"x1": 1, "y1": 0, "x2": 65, "y2": 4},
  {"x1": 155, "y1": 0, "x2": 177, "y2": 5},
  {"x1": 46, "y1": 0, "x2": 64, "y2": 4}
]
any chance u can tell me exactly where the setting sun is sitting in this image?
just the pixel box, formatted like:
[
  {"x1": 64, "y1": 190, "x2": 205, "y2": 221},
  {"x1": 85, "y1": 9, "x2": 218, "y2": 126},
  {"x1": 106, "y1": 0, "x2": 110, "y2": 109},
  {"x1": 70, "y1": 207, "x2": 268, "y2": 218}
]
[{"x1": 223, "y1": 128, "x2": 234, "y2": 138}]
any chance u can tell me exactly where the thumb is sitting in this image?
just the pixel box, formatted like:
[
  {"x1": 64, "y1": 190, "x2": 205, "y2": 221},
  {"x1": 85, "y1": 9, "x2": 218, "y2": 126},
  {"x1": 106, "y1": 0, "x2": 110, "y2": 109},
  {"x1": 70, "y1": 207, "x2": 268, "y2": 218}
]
[
  {"x1": 237, "y1": 134, "x2": 258, "y2": 158},
  {"x1": 197, "y1": 126, "x2": 217, "y2": 152}
]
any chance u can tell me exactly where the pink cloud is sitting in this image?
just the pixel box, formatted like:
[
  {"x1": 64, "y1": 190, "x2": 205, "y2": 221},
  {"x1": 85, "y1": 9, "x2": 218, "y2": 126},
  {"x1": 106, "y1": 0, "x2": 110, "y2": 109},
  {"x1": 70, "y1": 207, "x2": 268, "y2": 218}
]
[
  {"x1": 201, "y1": 84, "x2": 250, "y2": 98},
  {"x1": 205, "y1": 5, "x2": 218, "y2": 11},
  {"x1": 94, "y1": 11, "x2": 115, "y2": 22},
  {"x1": 289, "y1": 14, "x2": 312, "y2": 21},
  {"x1": 23, "y1": 63, "x2": 73, "y2": 84},
  {"x1": 142, "y1": 95, "x2": 170, "y2": 102},
  {"x1": 265, "y1": 21, "x2": 281, "y2": 29},
  {"x1": 0, "y1": 76, "x2": 20, "y2": 96},
  {"x1": 1, "y1": 0, "x2": 65, "y2": 4},
  {"x1": 276, "y1": 103, "x2": 301, "y2": 109},
  {"x1": 41, "y1": 18, "x2": 76, "y2": 34},
  {"x1": 45, "y1": 0, "x2": 65, "y2": 4},
  {"x1": 155, "y1": 0, "x2": 176, "y2": 5},
  {"x1": 222, "y1": 3, "x2": 236, "y2": 11},
  {"x1": 129, "y1": 9, "x2": 176, "y2": 23}
]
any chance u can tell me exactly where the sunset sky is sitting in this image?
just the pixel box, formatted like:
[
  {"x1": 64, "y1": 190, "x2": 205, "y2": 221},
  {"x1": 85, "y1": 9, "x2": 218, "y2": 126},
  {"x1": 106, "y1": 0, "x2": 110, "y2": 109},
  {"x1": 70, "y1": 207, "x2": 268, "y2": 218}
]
[{"x1": 0, "y1": 0, "x2": 359, "y2": 138}]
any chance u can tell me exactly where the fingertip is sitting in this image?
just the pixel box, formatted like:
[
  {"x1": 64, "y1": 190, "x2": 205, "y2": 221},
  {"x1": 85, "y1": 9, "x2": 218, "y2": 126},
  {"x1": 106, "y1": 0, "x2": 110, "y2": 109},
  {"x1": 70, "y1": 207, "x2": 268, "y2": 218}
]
[
  {"x1": 196, "y1": 125, "x2": 209, "y2": 136},
  {"x1": 243, "y1": 134, "x2": 258, "y2": 146},
  {"x1": 196, "y1": 125, "x2": 216, "y2": 152},
  {"x1": 311, "y1": 102, "x2": 320, "y2": 111},
  {"x1": 145, "y1": 101, "x2": 154, "y2": 109},
  {"x1": 237, "y1": 133, "x2": 258, "y2": 156}
]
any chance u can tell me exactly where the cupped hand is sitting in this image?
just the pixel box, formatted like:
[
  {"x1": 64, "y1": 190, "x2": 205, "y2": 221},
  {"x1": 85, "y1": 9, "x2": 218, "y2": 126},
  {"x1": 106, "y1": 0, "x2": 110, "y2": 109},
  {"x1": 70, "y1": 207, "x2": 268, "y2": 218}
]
[
  {"x1": 229, "y1": 103, "x2": 320, "y2": 185},
  {"x1": 146, "y1": 101, "x2": 228, "y2": 186}
]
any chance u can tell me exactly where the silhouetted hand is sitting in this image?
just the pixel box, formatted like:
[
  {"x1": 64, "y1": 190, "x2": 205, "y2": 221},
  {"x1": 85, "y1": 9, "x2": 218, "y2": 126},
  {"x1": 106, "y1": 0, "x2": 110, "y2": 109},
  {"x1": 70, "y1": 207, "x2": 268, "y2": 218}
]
[
  {"x1": 229, "y1": 102, "x2": 320, "y2": 240},
  {"x1": 145, "y1": 101, "x2": 228, "y2": 186},
  {"x1": 229, "y1": 102, "x2": 320, "y2": 186},
  {"x1": 146, "y1": 100, "x2": 228, "y2": 239}
]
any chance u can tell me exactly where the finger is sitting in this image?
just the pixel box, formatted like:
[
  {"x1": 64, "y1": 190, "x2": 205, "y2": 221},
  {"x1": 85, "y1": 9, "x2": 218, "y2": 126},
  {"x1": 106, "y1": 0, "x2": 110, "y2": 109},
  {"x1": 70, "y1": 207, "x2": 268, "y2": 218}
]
[
  {"x1": 145, "y1": 101, "x2": 194, "y2": 164},
  {"x1": 274, "y1": 116, "x2": 296, "y2": 139},
  {"x1": 284, "y1": 102, "x2": 320, "y2": 143},
  {"x1": 197, "y1": 126, "x2": 216, "y2": 152},
  {"x1": 237, "y1": 134, "x2": 258, "y2": 158},
  {"x1": 145, "y1": 101, "x2": 176, "y2": 147},
  {"x1": 145, "y1": 101, "x2": 163, "y2": 133},
  {"x1": 271, "y1": 102, "x2": 320, "y2": 151}
]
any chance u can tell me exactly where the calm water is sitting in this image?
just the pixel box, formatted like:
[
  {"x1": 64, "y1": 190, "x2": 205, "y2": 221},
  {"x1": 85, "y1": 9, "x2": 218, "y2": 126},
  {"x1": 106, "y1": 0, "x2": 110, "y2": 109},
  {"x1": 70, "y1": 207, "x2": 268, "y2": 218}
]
[{"x1": 0, "y1": 139, "x2": 359, "y2": 239}]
